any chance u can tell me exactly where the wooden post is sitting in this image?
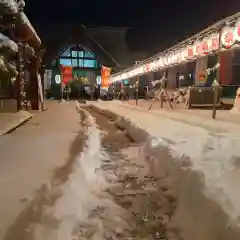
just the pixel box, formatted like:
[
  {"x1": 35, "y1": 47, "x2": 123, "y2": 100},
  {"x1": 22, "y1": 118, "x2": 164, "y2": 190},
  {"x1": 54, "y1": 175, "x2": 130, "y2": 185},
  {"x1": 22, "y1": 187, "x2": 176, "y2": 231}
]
[
  {"x1": 135, "y1": 77, "x2": 139, "y2": 106},
  {"x1": 160, "y1": 89, "x2": 164, "y2": 108},
  {"x1": 116, "y1": 81, "x2": 123, "y2": 100},
  {"x1": 212, "y1": 31, "x2": 222, "y2": 119}
]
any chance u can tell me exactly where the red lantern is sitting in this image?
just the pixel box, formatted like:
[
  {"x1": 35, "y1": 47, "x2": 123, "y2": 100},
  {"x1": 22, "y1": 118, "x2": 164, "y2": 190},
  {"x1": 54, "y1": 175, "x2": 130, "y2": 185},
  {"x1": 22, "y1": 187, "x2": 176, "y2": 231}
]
[
  {"x1": 201, "y1": 37, "x2": 209, "y2": 55},
  {"x1": 194, "y1": 40, "x2": 202, "y2": 57},
  {"x1": 234, "y1": 18, "x2": 240, "y2": 42},
  {"x1": 209, "y1": 33, "x2": 219, "y2": 52},
  {"x1": 187, "y1": 45, "x2": 194, "y2": 59},
  {"x1": 221, "y1": 27, "x2": 235, "y2": 49}
]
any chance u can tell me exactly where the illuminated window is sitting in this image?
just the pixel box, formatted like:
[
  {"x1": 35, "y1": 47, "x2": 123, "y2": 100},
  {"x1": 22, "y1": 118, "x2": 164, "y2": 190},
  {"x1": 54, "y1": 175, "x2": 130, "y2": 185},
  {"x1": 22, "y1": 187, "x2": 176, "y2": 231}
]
[
  {"x1": 78, "y1": 59, "x2": 84, "y2": 67},
  {"x1": 72, "y1": 51, "x2": 78, "y2": 58},
  {"x1": 71, "y1": 59, "x2": 78, "y2": 67},
  {"x1": 78, "y1": 51, "x2": 84, "y2": 58},
  {"x1": 59, "y1": 45, "x2": 98, "y2": 68},
  {"x1": 60, "y1": 58, "x2": 72, "y2": 66},
  {"x1": 84, "y1": 59, "x2": 97, "y2": 68}
]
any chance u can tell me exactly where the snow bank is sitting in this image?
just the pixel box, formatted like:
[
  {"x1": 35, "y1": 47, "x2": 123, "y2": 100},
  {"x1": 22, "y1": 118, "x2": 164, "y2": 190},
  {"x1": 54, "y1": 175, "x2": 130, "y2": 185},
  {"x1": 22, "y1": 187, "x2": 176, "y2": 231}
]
[{"x1": 88, "y1": 103, "x2": 240, "y2": 230}]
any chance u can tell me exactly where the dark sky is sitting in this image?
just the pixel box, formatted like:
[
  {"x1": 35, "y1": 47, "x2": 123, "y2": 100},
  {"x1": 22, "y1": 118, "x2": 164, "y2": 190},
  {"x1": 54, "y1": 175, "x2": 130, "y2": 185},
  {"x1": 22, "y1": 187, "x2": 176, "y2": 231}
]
[{"x1": 25, "y1": 0, "x2": 239, "y2": 52}]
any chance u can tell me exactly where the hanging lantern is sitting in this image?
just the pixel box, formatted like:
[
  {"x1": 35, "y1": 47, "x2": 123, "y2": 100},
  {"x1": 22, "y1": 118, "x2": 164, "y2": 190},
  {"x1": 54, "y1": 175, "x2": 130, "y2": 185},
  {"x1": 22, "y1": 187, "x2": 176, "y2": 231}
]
[
  {"x1": 152, "y1": 60, "x2": 157, "y2": 71},
  {"x1": 182, "y1": 47, "x2": 188, "y2": 62},
  {"x1": 187, "y1": 45, "x2": 194, "y2": 59},
  {"x1": 165, "y1": 54, "x2": 170, "y2": 66},
  {"x1": 175, "y1": 49, "x2": 181, "y2": 64},
  {"x1": 221, "y1": 26, "x2": 235, "y2": 49},
  {"x1": 234, "y1": 18, "x2": 240, "y2": 42},
  {"x1": 194, "y1": 40, "x2": 202, "y2": 57},
  {"x1": 201, "y1": 37, "x2": 209, "y2": 55},
  {"x1": 167, "y1": 52, "x2": 172, "y2": 65},
  {"x1": 171, "y1": 51, "x2": 177, "y2": 65},
  {"x1": 146, "y1": 63, "x2": 151, "y2": 72},
  {"x1": 208, "y1": 32, "x2": 219, "y2": 52},
  {"x1": 158, "y1": 56, "x2": 164, "y2": 68}
]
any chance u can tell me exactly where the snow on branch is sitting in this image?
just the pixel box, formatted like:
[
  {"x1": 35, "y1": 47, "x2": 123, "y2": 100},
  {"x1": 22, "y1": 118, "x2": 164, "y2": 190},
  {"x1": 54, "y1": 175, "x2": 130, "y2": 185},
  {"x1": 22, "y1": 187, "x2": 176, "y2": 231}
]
[
  {"x1": 19, "y1": 12, "x2": 41, "y2": 46},
  {"x1": 0, "y1": 0, "x2": 18, "y2": 14},
  {"x1": 0, "y1": 33, "x2": 18, "y2": 53}
]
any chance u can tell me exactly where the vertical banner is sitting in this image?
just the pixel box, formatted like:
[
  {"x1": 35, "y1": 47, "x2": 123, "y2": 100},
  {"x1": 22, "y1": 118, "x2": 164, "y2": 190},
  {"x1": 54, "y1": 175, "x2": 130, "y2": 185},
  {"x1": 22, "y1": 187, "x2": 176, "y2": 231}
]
[
  {"x1": 61, "y1": 65, "x2": 73, "y2": 85},
  {"x1": 44, "y1": 70, "x2": 52, "y2": 90},
  {"x1": 101, "y1": 66, "x2": 111, "y2": 88}
]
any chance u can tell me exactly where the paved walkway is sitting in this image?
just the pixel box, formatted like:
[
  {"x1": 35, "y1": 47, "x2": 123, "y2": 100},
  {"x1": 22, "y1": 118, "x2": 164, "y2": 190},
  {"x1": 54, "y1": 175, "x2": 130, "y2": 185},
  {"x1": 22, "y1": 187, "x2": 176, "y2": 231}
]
[
  {"x1": 0, "y1": 101, "x2": 81, "y2": 240},
  {"x1": 0, "y1": 111, "x2": 32, "y2": 135}
]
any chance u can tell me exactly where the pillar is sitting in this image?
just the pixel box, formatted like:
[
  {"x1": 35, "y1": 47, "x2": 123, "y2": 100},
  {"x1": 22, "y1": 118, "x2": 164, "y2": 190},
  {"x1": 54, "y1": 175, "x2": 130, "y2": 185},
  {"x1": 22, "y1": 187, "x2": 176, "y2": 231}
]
[
  {"x1": 195, "y1": 56, "x2": 208, "y2": 85},
  {"x1": 29, "y1": 58, "x2": 40, "y2": 110},
  {"x1": 167, "y1": 67, "x2": 177, "y2": 89},
  {"x1": 17, "y1": 43, "x2": 30, "y2": 110}
]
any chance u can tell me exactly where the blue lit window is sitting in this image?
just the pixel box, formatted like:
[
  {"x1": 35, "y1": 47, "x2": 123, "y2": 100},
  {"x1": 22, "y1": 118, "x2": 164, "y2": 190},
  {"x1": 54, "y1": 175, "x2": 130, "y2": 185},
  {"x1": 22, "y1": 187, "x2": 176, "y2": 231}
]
[
  {"x1": 72, "y1": 51, "x2": 78, "y2": 58},
  {"x1": 84, "y1": 59, "x2": 97, "y2": 68},
  {"x1": 79, "y1": 59, "x2": 84, "y2": 67},
  {"x1": 59, "y1": 45, "x2": 98, "y2": 68},
  {"x1": 60, "y1": 58, "x2": 72, "y2": 66},
  {"x1": 71, "y1": 59, "x2": 78, "y2": 67},
  {"x1": 78, "y1": 51, "x2": 84, "y2": 58}
]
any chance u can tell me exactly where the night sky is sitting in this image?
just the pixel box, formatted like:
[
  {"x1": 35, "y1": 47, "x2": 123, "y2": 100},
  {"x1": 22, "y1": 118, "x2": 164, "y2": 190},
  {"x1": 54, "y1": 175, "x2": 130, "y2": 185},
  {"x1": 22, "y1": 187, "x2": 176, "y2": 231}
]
[{"x1": 25, "y1": 0, "x2": 239, "y2": 53}]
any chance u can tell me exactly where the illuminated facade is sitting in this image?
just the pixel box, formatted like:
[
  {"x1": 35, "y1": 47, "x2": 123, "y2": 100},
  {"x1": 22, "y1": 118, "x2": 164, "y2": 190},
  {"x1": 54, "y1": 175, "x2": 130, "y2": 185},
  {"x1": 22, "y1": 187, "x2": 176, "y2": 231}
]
[
  {"x1": 45, "y1": 44, "x2": 102, "y2": 99},
  {"x1": 58, "y1": 44, "x2": 99, "y2": 69},
  {"x1": 110, "y1": 12, "x2": 240, "y2": 98}
]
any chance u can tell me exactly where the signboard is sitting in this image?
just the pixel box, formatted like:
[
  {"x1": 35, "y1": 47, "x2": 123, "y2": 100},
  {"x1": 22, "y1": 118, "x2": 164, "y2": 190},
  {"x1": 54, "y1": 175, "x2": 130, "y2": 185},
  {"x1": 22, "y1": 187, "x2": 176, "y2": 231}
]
[{"x1": 44, "y1": 70, "x2": 52, "y2": 90}]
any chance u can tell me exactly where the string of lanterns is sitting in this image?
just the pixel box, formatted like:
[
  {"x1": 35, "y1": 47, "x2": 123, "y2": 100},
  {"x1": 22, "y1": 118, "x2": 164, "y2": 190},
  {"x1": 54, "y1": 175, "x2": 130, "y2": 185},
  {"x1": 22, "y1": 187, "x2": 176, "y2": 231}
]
[{"x1": 110, "y1": 17, "x2": 240, "y2": 83}]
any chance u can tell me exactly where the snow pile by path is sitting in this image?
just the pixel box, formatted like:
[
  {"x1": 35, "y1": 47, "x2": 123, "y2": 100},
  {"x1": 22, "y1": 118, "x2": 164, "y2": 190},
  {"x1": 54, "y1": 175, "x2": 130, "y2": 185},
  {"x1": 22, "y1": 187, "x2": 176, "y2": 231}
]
[
  {"x1": 33, "y1": 107, "x2": 132, "y2": 240},
  {"x1": 143, "y1": 118, "x2": 240, "y2": 227},
  {"x1": 93, "y1": 102, "x2": 240, "y2": 227}
]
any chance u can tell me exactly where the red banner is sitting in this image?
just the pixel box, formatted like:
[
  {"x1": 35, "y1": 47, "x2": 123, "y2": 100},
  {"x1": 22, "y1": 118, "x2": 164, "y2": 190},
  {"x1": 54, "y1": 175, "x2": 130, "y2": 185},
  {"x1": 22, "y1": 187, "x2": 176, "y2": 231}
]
[
  {"x1": 101, "y1": 66, "x2": 111, "y2": 87},
  {"x1": 61, "y1": 65, "x2": 73, "y2": 85}
]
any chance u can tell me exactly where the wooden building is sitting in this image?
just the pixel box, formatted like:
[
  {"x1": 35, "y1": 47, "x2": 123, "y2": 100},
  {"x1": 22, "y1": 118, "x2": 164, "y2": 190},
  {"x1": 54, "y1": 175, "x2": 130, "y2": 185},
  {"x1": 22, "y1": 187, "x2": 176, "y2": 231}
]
[{"x1": 110, "y1": 13, "x2": 240, "y2": 100}]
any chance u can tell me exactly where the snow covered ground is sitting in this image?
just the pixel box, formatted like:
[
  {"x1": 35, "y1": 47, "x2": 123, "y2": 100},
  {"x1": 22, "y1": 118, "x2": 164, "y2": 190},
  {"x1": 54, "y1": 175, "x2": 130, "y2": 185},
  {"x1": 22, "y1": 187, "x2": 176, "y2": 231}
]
[{"x1": 90, "y1": 101, "x2": 240, "y2": 231}]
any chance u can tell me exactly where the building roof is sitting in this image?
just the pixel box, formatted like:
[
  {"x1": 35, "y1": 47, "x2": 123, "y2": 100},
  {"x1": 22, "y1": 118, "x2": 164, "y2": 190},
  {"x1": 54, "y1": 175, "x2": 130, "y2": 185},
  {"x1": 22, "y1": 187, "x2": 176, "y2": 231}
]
[
  {"x1": 40, "y1": 24, "x2": 130, "y2": 69},
  {"x1": 39, "y1": 24, "x2": 131, "y2": 70}
]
